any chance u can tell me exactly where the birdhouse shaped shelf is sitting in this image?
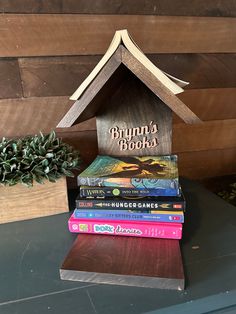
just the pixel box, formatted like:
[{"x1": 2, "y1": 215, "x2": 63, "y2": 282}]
[
  {"x1": 57, "y1": 29, "x2": 201, "y2": 157},
  {"x1": 58, "y1": 30, "x2": 201, "y2": 290}
]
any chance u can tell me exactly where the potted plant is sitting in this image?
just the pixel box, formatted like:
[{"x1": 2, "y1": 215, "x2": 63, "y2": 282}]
[{"x1": 0, "y1": 131, "x2": 81, "y2": 223}]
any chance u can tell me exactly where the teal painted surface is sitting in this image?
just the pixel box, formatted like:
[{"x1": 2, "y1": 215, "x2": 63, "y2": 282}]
[{"x1": 0, "y1": 178, "x2": 236, "y2": 314}]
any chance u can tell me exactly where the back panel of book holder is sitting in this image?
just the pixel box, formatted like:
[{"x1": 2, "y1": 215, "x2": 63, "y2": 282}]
[{"x1": 96, "y1": 69, "x2": 172, "y2": 156}]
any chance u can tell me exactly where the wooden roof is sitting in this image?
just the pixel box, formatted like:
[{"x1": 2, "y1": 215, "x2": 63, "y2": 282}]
[{"x1": 57, "y1": 45, "x2": 201, "y2": 127}]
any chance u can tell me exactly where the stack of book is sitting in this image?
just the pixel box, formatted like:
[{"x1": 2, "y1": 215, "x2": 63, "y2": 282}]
[{"x1": 68, "y1": 155, "x2": 185, "y2": 239}]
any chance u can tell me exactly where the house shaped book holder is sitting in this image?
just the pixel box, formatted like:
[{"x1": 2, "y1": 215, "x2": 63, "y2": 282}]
[{"x1": 58, "y1": 30, "x2": 201, "y2": 290}]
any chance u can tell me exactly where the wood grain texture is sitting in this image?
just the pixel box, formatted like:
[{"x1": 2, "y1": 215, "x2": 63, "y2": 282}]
[
  {"x1": 1, "y1": 0, "x2": 235, "y2": 16},
  {"x1": 56, "y1": 118, "x2": 236, "y2": 154},
  {"x1": 60, "y1": 234, "x2": 184, "y2": 290},
  {"x1": 97, "y1": 74, "x2": 173, "y2": 156},
  {"x1": 178, "y1": 88, "x2": 236, "y2": 122},
  {"x1": 18, "y1": 56, "x2": 100, "y2": 97},
  {"x1": 0, "y1": 87, "x2": 235, "y2": 139},
  {"x1": 0, "y1": 177, "x2": 68, "y2": 223},
  {"x1": 18, "y1": 54, "x2": 236, "y2": 98},
  {"x1": 173, "y1": 119, "x2": 236, "y2": 153},
  {"x1": 1, "y1": 15, "x2": 236, "y2": 57},
  {"x1": 57, "y1": 51, "x2": 122, "y2": 127},
  {"x1": 0, "y1": 59, "x2": 22, "y2": 99},
  {"x1": 121, "y1": 47, "x2": 201, "y2": 124},
  {"x1": 178, "y1": 148, "x2": 236, "y2": 179}
]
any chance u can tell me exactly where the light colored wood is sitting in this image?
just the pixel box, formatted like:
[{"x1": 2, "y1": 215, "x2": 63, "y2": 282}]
[
  {"x1": 0, "y1": 15, "x2": 236, "y2": 57},
  {"x1": 0, "y1": 177, "x2": 69, "y2": 224}
]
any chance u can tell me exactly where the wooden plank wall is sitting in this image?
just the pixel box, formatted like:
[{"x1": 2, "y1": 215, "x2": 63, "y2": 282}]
[{"x1": 0, "y1": 1, "x2": 236, "y2": 180}]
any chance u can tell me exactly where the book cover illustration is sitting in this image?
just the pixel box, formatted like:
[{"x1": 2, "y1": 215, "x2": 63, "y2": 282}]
[
  {"x1": 73, "y1": 209, "x2": 184, "y2": 223},
  {"x1": 76, "y1": 195, "x2": 185, "y2": 211},
  {"x1": 77, "y1": 155, "x2": 179, "y2": 190},
  {"x1": 68, "y1": 214, "x2": 182, "y2": 239}
]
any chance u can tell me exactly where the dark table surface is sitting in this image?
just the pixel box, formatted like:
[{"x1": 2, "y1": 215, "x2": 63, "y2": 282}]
[{"x1": 0, "y1": 178, "x2": 236, "y2": 314}]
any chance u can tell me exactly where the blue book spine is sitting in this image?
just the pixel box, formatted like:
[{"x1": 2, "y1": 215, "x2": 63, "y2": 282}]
[
  {"x1": 73, "y1": 209, "x2": 184, "y2": 223},
  {"x1": 80, "y1": 186, "x2": 180, "y2": 197}
]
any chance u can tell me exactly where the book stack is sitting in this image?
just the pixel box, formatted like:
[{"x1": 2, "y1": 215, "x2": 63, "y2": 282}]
[{"x1": 68, "y1": 155, "x2": 185, "y2": 240}]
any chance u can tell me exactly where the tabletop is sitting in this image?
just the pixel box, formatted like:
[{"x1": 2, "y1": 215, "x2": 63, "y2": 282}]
[{"x1": 0, "y1": 178, "x2": 236, "y2": 314}]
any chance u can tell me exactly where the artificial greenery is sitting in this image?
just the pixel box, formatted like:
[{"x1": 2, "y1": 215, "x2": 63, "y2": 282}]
[
  {"x1": 0, "y1": 131, "x2": 81, "y2": 187},
  {"x1": 218, "y1": 182, "x2": 236, "y2": 206}
]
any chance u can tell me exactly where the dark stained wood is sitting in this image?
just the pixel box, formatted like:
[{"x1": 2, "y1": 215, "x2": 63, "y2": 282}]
[
  {"x1": 173, "y1": 119, "x2": 236, "y2": 153},
  {"x1": 19, "y1": 54, "x2": 236, "y2": 98},
  {"x1": 1, "y1": 15, "x2": 236, "y2": 57},
  {"x1": 1, "y1": 0, "x2": 235, "y2": 17},
  {"x1": 121, "y1": 47, "x2": 201, "y2": 124},
  {"x1": 149, "y1": 54, "x2": 236, "y2": 90},
  {"x1": 60, "y1": 234, "x2": 184, "y2": 290},
  {"x1": 0, "y1": 87, "x2": 235, "y2": 139},
  {"x1": 178, "y1": 148, "x2": 236, "y2": 179},
  {"x1": 19, "y1": 56, "x2": 100, "y2": 97},
  {"x1": 57, "y1": 49, "x2": 122, "y2": 127},
  {"x1": 56, "y1": 130, "x2": 98, "y2": 166},
  {"x1": 56, "y1": 118, "x2": 236, "y2": 156},
  {"x1": 97, "y1": 73, "x2": 173, "y2": 156},
  {"x1": 178, "y1": 88, "x2": 236, "y2": 122},
  {"x1": 0, "y1": 59, "x2": 22, "y2": 99},
  {"x1": 58, "y1": 46, "x2": 201, "y2": 127},
  {"x1": 0, "y1": 96, "x2": 95, "y2": 138}
]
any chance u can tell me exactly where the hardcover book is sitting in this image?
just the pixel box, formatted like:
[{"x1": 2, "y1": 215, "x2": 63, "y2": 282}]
[
  {"x1": 68, "y1": 214, "x2": 182, "y2": 240},
  {"x1": 76, "y1": 193, "x2": 185, "y2": 211},
  {"x1": 73, "y1": 209, "x2": 184, "y2": 223},
  {"x1": 77, "y1": 155, "x2": 179, "y2": 191}
]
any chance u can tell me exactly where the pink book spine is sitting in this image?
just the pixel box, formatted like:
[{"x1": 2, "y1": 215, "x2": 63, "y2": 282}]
[{"x1": 68, "y1": 215, "x2": 182, "y2": 239}]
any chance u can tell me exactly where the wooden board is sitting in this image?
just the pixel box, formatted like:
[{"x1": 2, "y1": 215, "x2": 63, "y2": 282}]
[
  {"x1": 178, "y1": 88, "x2": 236, "y2": 122},
  {"x1": 57, "y1": 127, "x2": 236, "y2": 181},
  {"x1": 18, "y1": 54, "x2": 236, "y2": 98},
  {"x1": 57, "y1": 119, "x2": 236, "y2": 154},
  {"x1": 19, "y1": 56, "x2": 100, "y2": 97},
  {"x1": 0, "y1": 15, "x2": 236, "y2": 57},
  {"x1": 178, "y1": 147, "x2": 236, "y2": 179},
  {"x1": 0, "y1": 177, "x2": 69, "y2": 223},
  {"x1": 173, "y1": 119, "x2": 236, "y2": 152},
  {"x1": 0, "y1": 59, "x2": 22, "y2": 99},
  {"x1": 97, "y1": 74, "x2": 173, "y2": 155},
  {"x1": 60, "y1": 234, "x2": 184, "y2": 290},
  {"x1": 0, "y1": 87, "x2": 235, "y2": 138},
  {"x1": 1, "y1": 0, "x2": 235, "y2": 16}
]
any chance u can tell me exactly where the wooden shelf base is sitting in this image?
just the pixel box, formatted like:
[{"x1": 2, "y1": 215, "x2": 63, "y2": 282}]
[{"x1": 60, "y1": 234, "x2": 185, "y2": 290}]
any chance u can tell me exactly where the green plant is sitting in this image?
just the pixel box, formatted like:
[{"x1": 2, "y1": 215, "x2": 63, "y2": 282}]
[
  {"x1": 218, "y1": 182, "x2": 236, "y2": 206},
  {"x1": 0, "y1": 131, "x2": 81, "y2": 187}
]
